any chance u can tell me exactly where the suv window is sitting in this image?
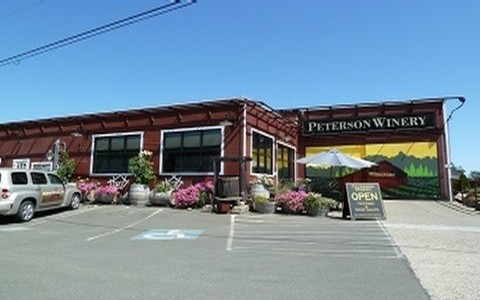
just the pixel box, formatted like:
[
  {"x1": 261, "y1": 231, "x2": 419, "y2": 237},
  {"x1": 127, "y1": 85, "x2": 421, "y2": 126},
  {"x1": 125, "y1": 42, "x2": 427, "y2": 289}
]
[
  {"x1": 11, "y1": 172, "x2": 28, "y2": 185},
  {"x1": 31, "y1": 172, "x2": 48, "y2": 185},
  {"x1": 48, "y1": 174, "x2": 63, "y2": 185}
]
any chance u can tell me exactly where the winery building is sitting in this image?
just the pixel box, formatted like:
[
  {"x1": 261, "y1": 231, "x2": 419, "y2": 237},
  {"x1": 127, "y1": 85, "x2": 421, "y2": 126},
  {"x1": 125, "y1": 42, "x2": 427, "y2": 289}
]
[{"x1": 0, "y1": 97, "x2": 455, "y2": 200}]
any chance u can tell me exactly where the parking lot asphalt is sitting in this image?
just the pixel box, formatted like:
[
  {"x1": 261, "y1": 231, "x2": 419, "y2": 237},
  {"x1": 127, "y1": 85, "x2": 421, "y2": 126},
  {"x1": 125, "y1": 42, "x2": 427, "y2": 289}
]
[{"x1": 0, "y1": 203, "x2": 431, "y2": 300}]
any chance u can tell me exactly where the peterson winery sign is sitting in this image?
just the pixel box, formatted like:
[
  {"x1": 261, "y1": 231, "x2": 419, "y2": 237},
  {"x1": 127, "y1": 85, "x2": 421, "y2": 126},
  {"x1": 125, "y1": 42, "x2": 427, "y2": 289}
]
[{"x1": 304, "y1": 113, "x2": 435, "y2": 135}]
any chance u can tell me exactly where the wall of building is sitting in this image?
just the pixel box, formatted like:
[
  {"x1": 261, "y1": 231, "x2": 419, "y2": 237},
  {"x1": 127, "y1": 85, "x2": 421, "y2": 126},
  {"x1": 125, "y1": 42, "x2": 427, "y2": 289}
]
[{"x1": 284, "y1": 100, "x2": 448, "y2": 199}]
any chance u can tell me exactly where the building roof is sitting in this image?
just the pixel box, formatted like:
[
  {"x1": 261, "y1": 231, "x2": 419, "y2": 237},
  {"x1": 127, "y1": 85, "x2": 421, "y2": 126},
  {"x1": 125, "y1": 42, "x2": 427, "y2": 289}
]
[
  {"x1": 0, "y1": 97, "x2": 251, "y2": 130},
  {"x1": 277, "y1": 96, "x2": 463, "y2": 113}
]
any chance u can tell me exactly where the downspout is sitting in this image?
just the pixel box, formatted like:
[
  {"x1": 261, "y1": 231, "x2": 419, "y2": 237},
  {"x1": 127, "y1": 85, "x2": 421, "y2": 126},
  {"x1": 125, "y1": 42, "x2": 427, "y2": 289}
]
[
  {"x1": 243, "y1": 101, "x2": 247, "y2": 159},
  {"x1": 443, "y1": 96, "x2": 466, "y2": 202},
  {"x1": 241, "y1": 100, "x2": 248, "y2": 203},
  {"x1": 443, "y1": 100, "x2": 453, "y2": 202}
]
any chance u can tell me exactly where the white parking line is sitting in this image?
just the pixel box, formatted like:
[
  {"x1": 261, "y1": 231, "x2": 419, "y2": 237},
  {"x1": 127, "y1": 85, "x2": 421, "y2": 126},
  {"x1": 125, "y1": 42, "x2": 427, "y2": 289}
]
[
  {"x1": 232, "y1": 247, "x2": 403, "y2": 259},
  {"x1": 28, "y1": 205, "x2": 107, "y2": 227},
  {"x1": 230, "y1": 215, "x2": 402, "y2": 259},
  {"x1": 383, "y1": 222, "x2": 480, "y2": 233},
  {"x1": 86, "y1": 208, "x2": 163, "y2": 242},
  {"x1": 226, "y1": 215, "x2": 236, "y2": 251}
]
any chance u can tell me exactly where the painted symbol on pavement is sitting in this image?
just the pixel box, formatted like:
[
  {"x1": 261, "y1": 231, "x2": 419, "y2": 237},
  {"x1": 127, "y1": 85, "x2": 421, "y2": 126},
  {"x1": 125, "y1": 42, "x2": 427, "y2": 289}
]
[{"x1": 131, "y1": 229, "x2": 203, "y2": 240}]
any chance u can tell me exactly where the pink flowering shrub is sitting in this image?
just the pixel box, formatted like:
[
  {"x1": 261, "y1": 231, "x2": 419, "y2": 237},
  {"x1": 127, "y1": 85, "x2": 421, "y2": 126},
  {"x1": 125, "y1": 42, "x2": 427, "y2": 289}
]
[
  {"x1": 274, "y1": 189, "x2": 308, "y2": 213},
  {"x1": 77, "y1": 181, "x2": 97, "y2": 194},
  {"x1": 95, "y1": 184, "x2": 119, "y2": 196},
  {"x1": 174, "y1": 181, "x2": 214, "y2": 208}
]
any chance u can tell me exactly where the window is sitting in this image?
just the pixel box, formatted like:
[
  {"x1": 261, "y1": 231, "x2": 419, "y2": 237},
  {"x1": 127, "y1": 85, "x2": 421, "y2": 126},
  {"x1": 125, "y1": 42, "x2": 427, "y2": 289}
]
[
  {"x1": 252, "y1": 131, "x2": 273, "y2": 175},
  {"x1": 11, "y1": 172, "x2": 28, "y2": 185},
  {"x1": 31, "y1": 172, "x2": 48, "y2": 185},
  {"x1": 277, "y1": 144, "x2": 295, "y2": 181},
  {"x1": 13, "y1": 159, "x2": 30, "y2": 170},
  {"x1": 31, "y1": 162, "x2": 53, "y2": 172},
  {"x1": 92, "y1": 133, "x2": 142, "y2": 174},
  {"x1": 48, "y1": 174, "x2": 63, "y2": 185},
  {"x1": 162, "y1": 128, "x2": 221, "y2": 173}
]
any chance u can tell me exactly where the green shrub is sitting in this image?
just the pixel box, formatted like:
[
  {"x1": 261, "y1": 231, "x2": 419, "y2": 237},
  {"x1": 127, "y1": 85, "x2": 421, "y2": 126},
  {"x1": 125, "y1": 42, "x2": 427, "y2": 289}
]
[
  {"x1": 253, "y1": 195, "x2": 269, "y2": 204},
  {"x1": 56, "y1": 151, "x2": 75, "y2": 182}
]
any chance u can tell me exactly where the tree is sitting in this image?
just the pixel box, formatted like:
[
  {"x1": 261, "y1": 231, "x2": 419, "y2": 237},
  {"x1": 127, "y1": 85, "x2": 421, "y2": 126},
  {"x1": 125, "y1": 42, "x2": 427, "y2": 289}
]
[
  {"x1": 470, "y1": 171, "x2": 480, "y2": 181},
  {"x1": 55, "y1": 151, "x2": 76, "y2": 182}
]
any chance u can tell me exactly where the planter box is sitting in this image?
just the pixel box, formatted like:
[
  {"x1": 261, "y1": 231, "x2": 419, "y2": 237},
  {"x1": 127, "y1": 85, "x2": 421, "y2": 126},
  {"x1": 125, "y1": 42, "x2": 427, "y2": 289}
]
[
  {"x1": 149, "y1": 191, "x2": 172, "y2": 206},
  {"x1": 308, "y1": 207, "x2": 328, "y2": 217},
  {"x1": 217, "y1": 201, "x2": 231, "y2": 214},
  {"x1": 217, "y1": 177, "x2": 240, "y2": 198},
  {"x1": 255, "y1": 202, "x2": 276, "y2": 214}
]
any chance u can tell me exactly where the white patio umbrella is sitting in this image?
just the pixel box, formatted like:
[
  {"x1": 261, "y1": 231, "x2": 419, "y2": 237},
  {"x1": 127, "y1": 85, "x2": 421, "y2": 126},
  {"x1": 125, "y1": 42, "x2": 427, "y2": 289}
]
[{"x1": 297, "y1": 148, "x2": 376, "y2": 169}]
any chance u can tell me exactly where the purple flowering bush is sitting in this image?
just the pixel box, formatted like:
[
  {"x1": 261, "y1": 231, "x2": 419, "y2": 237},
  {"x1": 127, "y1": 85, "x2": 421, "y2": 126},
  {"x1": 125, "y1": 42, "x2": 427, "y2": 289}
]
[
  {"x1": 95, "y1": 184, "x2": 119, "y2": 196},
  {"x1": 94, "y1": 184, "x2": 119, "y2": 204},
  {"x1": 77, "y1": 181, "x2": 97, "y2": 194},
  {"x1": 274, "y1": 189, "x2": 308, "y2": 213},
  {"x1": 174, "y1": 181, "x2": 214, "y2": 208}
]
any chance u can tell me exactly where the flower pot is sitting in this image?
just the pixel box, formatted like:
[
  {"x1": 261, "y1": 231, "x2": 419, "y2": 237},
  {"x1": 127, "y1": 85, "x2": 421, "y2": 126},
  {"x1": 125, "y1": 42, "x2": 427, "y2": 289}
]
[
  {"x1": 255, "y1": 201, "x2": 276, "y2": 214},
  {"x1": 217, "y1": 201, "x2": 230, "y2": 214},
  {"x1": 308, "y1": 207, "x2": 328, "y2": 217},
  {"x1": 251, "y1": 184, "x2": 270, "y2": 200},
  {"x1": 82, "y1": 189, "x2": 96, "y2": 203},
  {"x1": 148, "y1": 190, "x2": 172, "y2": 206},
  {"x1": 95, "y1": 193, "x2": 115, "y2": 204},
  {"x1": 129, "y1": 184, "x2": 150, "y2": 205}
]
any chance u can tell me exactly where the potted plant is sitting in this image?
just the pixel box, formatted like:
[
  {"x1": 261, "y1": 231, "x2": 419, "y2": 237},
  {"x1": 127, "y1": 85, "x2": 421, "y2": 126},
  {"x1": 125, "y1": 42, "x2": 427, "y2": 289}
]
[
  {"x1": 77, "y1": 179, "x2": 98, "y2": 203},
  {"x1": 149, "y1": 179, "x2": 174, "y2": 206},
  {"x1": 274, "y1": 189, "x2": 308, "y2": 214},
  {"x1": 253, "y1": 195, "x2": 276, "y2": 214},
  {"x1": 250, "y1": 175, "x2": 274, "y2": 199},
  {"x1": 305, "y1": 193, "x2": 336, "y2": 217},
  {"x1": 128, "y1": 150, "x2": 155, "y2": 205},
  {"x1": 173, "y1": 181, "x2": 214, "y2": 209},
  {"x1": 94, "y1": 184, "x2": 119, "y2": 204}
]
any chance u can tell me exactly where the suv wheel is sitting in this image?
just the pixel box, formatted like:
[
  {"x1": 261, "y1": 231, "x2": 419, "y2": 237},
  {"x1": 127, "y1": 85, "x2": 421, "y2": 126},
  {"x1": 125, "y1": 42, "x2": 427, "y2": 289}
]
[
  {"x1": 17, "y1": 200, "x2": 35, "y2": 222},
  {"x1": 70, "y1": 194, "x2": 81, "y2": 210}
]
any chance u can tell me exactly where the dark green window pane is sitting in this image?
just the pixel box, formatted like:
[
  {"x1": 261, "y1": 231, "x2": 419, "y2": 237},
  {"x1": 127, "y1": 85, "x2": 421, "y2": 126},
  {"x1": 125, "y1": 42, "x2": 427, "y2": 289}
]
[
  {"x1": 162, "y1": 129, "x2": 221, "y2": 173},
  {"x1": 203, "y1": 129, "x2": 221, "y2": 146},
  {"x1": 95, "y1": 138, "x2": 109, "y2": 152},
  {"x1": 184, "y1": 132, "x2": 201, "y2": 148},
  {"x1": 93, "y1": 134, "x2": 141, "y2": 174},
  {"x1": 252, "y1": 132, "x2": 273, "y2": 174},
  {"x1": 126, "y1": 136, "x2": 141, "y2": 150},
  {"x1": 164, "y1": 133, "x2": 181, "y2": 149}
]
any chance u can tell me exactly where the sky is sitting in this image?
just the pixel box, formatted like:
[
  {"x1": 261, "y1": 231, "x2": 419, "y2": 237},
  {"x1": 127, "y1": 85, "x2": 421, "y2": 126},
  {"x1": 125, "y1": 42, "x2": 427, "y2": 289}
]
[{"x1": 0, "y1": 0, "x2": 478, "y2": 174}]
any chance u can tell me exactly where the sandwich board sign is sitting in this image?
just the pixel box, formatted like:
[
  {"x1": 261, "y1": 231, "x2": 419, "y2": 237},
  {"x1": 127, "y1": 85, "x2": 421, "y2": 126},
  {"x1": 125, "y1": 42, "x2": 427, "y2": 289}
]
[{"x1": 345, "y1": 182, "x2": 386, "y2": 221}]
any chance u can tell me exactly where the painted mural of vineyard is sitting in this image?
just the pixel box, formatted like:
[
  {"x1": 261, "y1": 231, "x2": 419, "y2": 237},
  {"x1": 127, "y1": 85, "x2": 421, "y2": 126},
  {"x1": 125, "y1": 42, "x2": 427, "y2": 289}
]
[{"x1": 305, "y1": 142, "x2": 441, "y2": 199}]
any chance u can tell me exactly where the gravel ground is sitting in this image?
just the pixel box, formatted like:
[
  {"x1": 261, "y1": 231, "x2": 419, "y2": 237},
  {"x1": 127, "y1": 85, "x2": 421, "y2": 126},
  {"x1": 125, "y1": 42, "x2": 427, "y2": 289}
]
[{"x1": 381, "y1": 200, "x2": 480, "y2": 300}]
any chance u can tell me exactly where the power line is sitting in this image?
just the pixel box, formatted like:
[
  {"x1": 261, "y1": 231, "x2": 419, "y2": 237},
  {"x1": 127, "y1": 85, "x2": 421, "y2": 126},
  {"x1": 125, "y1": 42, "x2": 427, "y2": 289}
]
[
  {"x1": 0, "y1": 0, "x2": 197, "y2": 68},
  {"x1": 0, "y1": 0, "x2": 46, "y2": 22}
]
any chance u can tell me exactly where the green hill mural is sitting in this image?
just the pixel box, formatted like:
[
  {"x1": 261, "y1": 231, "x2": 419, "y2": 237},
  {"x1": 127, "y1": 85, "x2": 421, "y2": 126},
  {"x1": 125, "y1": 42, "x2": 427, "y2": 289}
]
[
  {"x1": 364, "y1": 151, "x2": 438, "y2": 177},
  {"x1": 305, "y1": 143, "x2": 440, "y2": 200}
]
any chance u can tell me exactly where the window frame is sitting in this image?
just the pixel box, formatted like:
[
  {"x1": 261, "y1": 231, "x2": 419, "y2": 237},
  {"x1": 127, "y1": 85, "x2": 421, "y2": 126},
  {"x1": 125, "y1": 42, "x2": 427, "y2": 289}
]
[
  {"x1": 90, "y1": 131, "x2": 144, "y2": 176},
  {"x1": 160, "y1": 126, "x2": 224, "y2": 176},
  {"x1": 277, "y1": 141, "x2": 296, "y2": 182},
  {"x1": 250, "y1": 129, "x2": 275, "y2": 176},
  {"x1": 31, "y1": 162, "x2": 53, "y2": 172},
  {"x1": 13, "y1": 158, "x2": 30, "y2": 170}
]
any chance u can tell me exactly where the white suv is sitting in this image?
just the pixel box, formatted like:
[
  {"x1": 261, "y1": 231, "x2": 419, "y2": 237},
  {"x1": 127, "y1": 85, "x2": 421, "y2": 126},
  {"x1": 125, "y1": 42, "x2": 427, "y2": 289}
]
[{"x1": 0, "y1": 168, "x2": 81, "y2": 222}]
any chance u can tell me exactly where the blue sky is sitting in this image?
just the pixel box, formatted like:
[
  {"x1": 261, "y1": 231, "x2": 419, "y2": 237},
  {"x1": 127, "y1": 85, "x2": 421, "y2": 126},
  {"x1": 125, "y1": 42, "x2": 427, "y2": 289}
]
[{"x1": 0, "y1": 0, "x2": 478, "y2": 173}]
